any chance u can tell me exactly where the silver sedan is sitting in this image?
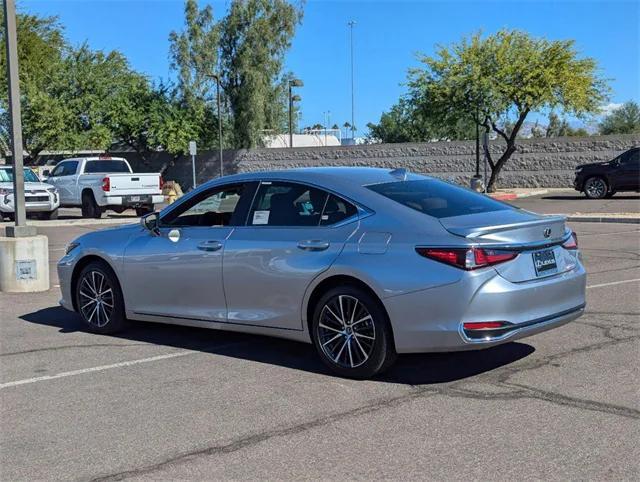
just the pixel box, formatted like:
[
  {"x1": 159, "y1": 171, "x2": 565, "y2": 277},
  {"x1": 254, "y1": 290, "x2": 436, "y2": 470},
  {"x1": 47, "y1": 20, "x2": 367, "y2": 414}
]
[{"x1": 57, "y1": 168, "x2": 586, "y2": 378}]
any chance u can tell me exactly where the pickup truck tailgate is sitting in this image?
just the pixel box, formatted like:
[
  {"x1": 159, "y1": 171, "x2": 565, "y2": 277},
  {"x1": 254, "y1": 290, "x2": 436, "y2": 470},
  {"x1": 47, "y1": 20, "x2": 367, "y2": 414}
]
[{"x1": 105, "y1": 173, "x2": 161, "y2": 195}]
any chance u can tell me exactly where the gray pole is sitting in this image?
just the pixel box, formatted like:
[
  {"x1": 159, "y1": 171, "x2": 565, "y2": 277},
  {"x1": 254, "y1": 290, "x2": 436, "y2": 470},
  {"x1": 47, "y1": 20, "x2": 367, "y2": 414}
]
[
  {"x1": 216, "y1": 77, "x2": 223, "y2": 177},
  {"x1": 3, "y1": 0, "x2": 33, "y2": 237},
  {"x1": 192, "y1": 154, "x2": 196, "y2": 190},
  {"x1": 348, "y1": 20, "x2": 356, "y2": 141},
  {"x1": 288, "y1": 83, "x2": 293, "y2": 148}
]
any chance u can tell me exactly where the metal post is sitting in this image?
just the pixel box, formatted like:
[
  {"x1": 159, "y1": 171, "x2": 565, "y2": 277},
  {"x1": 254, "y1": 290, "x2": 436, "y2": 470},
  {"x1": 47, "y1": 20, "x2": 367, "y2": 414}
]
[
  {"x1": 483, "y1": 130, "x2": 489, "y2": 194},
  {"x1": 189, "y1": 141, "x2": 197, "y2": 190},
  {"x1": 288, "y1": 83, "x2": 293, "y2": 148},
  {"x1": 216, "y1": 77, "x2": 223, "y2": 177},
  {"x1": 3, "y1": 0, "x2": 33, "y2": 237},
  {"x1": 348, "y1": 20, "x2": 356, "y2": 141},
  {"x1": 475, "y1": 112, "x2": 480, "y2": 177}
]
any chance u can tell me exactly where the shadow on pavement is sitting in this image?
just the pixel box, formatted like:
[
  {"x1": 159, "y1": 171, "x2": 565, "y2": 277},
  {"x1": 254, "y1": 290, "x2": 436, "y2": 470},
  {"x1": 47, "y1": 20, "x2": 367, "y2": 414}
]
[{"x1": 21, "y1": 306, "x2": 535, "y2": 385}]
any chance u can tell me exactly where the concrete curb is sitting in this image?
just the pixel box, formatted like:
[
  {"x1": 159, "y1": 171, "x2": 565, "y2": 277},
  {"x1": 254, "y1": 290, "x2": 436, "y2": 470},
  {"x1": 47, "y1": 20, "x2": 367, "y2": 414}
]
[
  {"x1": 564, "y1": 216, "x2": 640, "y2": 224},
  {"x1": 1, "y1": 217, "x2": 136, "y2": 229},
  {"x1": 489, "y1": 189, "x2": 549, "y2": 201}
]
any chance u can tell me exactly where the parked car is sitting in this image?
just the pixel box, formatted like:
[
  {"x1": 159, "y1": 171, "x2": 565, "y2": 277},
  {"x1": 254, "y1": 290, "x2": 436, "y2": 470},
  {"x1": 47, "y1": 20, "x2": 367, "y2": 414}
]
[
  {"x1": 58, "y1": 168, "x2": 586, "y2": 378},
  {"x1": 43, "y1": 156, "x2": 164, "y2": 218},
  {"x1": 0, "y1": 166, "x2": 60, "y2": 220},
  {"x1": 574, "y1": 147, "x2": 640, "y2": 199}
]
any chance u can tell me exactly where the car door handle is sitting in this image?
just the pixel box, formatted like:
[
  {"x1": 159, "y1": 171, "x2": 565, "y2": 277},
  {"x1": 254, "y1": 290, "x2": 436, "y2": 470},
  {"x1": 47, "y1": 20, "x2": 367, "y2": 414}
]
[
  {"x1": 297, "y1": 240, "x2": 330, "y2": 251},
  {"x1": 197, "y1": 240, "x2": 223, "y2": 252}
]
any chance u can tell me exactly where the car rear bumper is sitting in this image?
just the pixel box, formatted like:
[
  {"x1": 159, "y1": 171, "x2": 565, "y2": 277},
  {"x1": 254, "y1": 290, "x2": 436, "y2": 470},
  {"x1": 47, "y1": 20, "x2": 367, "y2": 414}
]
[{"x1": 383, "y1": 262, "x2": 587, "y2": 353}]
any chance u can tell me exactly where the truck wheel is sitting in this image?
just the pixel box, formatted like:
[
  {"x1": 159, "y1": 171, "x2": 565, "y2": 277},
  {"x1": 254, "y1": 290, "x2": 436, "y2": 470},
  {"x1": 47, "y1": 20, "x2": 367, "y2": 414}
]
[
  {"x1": 135, "y1": 206, "x2": 153, "y2": 217},
  {"x1": 584, "y1": 177, "x2": 608, "y2": 199},
  {"x1": 41, "y1": 208, "x2": 59, "y2": 220},
  {"x1": 81, "y1": 192, "x2": 102, "y2": 219}
]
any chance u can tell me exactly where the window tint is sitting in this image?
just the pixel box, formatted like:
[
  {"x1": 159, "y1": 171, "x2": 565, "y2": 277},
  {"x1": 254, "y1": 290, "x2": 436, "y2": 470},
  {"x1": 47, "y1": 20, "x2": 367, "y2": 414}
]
[
  {"x1": 320, "y1": 194, "x2": 358, "y2": 226},
  {"x1": 0, "y1": 168, "x2": 40, "y2": 183},
  {"x1": 366, "y1": 179, "x2": 510, "y2": 219},
  {"x1": 622, "y1": 149, "x2": 639, "y2": 166},
  {"x1": 161, "y1": 184, "x2": 248, "y2": 227},
  {"x1": 249, "y1": 182, "x2": 328, "y2": 226},
  {"x1": 51, "y1": 161, "x2": 78, "y2": 177},
  {"x1": 84, "y1": 160, "x2": 130, "y2": 173}
]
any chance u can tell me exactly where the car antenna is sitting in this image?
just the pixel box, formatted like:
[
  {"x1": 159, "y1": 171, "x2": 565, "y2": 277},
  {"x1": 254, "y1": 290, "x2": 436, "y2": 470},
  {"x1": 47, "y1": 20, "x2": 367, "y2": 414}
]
[{"x1": 389, "y1": 168, "x2": 408, "y2": 181}]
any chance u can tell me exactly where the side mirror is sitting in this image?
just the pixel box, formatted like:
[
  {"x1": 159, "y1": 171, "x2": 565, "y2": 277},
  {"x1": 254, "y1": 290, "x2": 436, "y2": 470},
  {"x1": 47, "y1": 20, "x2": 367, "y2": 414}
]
[
  {"x1": 141, "y1": 211, "x2": 160, "y2": 235},
  {"x1": 42, "y1": 169, "x2": 51, "y2": 178}
]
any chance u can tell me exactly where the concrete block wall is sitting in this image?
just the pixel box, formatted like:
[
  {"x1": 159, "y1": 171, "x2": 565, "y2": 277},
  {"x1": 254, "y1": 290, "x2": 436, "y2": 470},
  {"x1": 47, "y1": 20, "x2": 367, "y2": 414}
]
[{"x1": 51, "y1": 134, "x2": 637, "y2": 190}]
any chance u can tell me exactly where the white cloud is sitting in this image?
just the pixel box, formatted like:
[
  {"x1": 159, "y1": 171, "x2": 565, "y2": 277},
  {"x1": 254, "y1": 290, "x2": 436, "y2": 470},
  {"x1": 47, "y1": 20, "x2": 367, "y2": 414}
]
[{"x1": 600, "y1": 102, "x2": 623, "y2": 116}]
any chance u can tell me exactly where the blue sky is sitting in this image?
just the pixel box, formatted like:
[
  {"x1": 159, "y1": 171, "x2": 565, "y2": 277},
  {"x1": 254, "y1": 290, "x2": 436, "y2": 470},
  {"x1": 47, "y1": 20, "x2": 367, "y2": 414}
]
[{"x1": 22, "y1": 0, "x2": 640, "y2": 134}]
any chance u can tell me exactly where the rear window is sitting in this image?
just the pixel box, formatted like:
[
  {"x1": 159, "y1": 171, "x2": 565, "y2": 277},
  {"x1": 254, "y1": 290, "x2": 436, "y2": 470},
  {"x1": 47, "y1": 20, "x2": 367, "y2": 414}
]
[
  {"x1": 366, "y1": 179, "x2": 510, "y2": 219},
  {"x1": 84, "y1": 160, "x2": 130, "y2": 173}
]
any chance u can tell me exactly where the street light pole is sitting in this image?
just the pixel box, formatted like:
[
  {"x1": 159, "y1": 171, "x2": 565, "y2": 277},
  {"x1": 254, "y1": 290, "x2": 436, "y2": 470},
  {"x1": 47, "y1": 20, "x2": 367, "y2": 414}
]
[
  {"x1": 288, "y1": 79, "x2": 303, "y2": 148},
  {"x1": 3, "y1": 0, "x2": 33, "y2": 237},
  {"x1": 348, "y1": 20, "x2": 356, "y2": 142},
  {"x1": 206, "y1": 73, "x2": 224, "y2": 177}
]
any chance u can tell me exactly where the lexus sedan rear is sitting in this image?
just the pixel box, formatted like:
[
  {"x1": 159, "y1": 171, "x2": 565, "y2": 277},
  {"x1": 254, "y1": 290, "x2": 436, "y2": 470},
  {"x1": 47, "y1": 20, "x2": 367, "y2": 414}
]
[{"x1": 58, "y1": 168, "x2": 586, "y2": 378}]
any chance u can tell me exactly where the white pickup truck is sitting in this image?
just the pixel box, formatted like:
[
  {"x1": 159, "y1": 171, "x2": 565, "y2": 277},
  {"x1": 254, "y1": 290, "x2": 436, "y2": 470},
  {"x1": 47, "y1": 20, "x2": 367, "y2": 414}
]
[{"x1": 43, "y1": 157, "x2": 164, "y2": 218}]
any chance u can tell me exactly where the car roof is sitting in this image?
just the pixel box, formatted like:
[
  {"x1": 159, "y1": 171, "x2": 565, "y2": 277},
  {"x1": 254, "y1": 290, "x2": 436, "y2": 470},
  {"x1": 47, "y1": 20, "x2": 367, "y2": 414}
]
[{"x1": 211, "y1": 167, "x2": 428, "y2": 190}]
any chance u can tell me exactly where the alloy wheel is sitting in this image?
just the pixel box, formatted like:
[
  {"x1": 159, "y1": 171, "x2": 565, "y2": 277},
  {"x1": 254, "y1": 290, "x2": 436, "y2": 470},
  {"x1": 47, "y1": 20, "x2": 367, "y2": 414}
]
[
  {"x1": 317, "y1": 295, "x2": 376, "y2": 369},
  {"x1": 585, "y1": 177, "x2": 607, "y2": 198},
  {"x1": 79, "y1": 270, "x2": 114, "y2": 328}
]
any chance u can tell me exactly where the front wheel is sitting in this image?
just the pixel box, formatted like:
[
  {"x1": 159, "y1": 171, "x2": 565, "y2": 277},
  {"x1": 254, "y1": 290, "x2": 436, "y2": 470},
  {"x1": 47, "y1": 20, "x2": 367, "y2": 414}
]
[
  {"x1": 584, "y1": 177, "x2": 608, "y2": 199},
  {"x1": 311, "y1": 286, "x2": 396, "y2": 379},
  {"x1": 42, "y1": 208, "x2": 58, "y2": 220},
  {"x1": 75, "y1": 261, "x2": 127, "y2": 334}
]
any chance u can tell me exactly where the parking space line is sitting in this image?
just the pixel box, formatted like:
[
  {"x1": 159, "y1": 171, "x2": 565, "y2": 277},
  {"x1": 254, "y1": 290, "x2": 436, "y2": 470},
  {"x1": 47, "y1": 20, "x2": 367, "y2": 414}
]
[
  {"x1": 587, "y1": 278, "x2": 640, "y2": 290},
  {"x1": 0, "y1": 350, "x2": 194, "y2": 389}
]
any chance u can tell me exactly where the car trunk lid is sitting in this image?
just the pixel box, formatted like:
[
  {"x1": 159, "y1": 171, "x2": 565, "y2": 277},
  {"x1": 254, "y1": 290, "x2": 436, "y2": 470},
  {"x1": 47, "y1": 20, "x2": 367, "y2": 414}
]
[{"x1": 439, "y1": 209, "x2": 575, "y2": 282}]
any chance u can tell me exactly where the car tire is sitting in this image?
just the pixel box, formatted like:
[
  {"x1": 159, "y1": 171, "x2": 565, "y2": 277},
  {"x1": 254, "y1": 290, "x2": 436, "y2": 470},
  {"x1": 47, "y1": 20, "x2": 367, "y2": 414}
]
[
  {"x1": 42, "y1": 208, "x2": 59, "y2": 220},
  {"x1": 81, "y1": 191, "x2": 102, "y2": 219},
  {"x1": 584, "y1": 177, "x2": 608, "y2": 199},
  {"x1": 135, "y1": 206, "x2": 153, "y2": 217},
  {"x1": 311, "y1": 285, "x2": 397, "y2": 379},
  {"x1": 75, "y1": 260, "x2": 127, "y2": 334}
]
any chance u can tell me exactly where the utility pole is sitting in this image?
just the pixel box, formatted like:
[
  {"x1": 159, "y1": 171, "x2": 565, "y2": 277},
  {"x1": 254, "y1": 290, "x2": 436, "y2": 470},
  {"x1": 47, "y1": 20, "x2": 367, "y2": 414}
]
[
  {"x1": 348, "y1": 20, "x2": 356, "y2": 142},
  {"x1": 3, "y1": 0, "x2": 33, "y2": 237},
  {"x1": 206, "y1": 74, "x2": 224, "y2": 177},
  {"x1": 288, "y1": 79, "x2": 303, "y2": 148}
]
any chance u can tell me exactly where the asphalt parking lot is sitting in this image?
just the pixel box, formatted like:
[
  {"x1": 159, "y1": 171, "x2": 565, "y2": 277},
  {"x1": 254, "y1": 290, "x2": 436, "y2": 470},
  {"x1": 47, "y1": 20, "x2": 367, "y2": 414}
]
[{"x1": 1, "y1": 204, "x2": 639, "y2": 480}]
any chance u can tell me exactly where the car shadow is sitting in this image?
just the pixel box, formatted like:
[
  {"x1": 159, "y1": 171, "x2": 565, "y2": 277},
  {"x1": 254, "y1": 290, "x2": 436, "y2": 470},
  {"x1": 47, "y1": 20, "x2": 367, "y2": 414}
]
[{"x1": 21, "y1": 306, "x2": 535, "y2": 385}]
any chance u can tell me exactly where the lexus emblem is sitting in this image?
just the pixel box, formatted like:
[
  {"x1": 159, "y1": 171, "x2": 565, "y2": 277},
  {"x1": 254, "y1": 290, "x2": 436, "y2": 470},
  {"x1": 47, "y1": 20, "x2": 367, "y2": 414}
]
[{"x1": 543, "y1": 228, "x2": 552, "y2": 238}]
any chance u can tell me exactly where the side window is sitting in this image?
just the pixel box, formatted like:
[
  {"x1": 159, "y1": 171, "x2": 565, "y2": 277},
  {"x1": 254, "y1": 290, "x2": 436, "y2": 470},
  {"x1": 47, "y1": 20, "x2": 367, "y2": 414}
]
[
  {"x1": 625, "y1": 149, "x2": 639, "y2": 166},
  {"x1": 50, "y1": 162, "x2": 66, "y2": 177},
  {"x1": 161, "y1": 184, "x2": 250, "y2": 227},
  {"x1": 52, "y1": 161, "x2": 78, "y2": 176},
  {"x1": 321, "y1": 194, "x2": 358, "y2": 226},
  {"x1": 248, "y1": 182, "x2": 328, "y2": 227}
]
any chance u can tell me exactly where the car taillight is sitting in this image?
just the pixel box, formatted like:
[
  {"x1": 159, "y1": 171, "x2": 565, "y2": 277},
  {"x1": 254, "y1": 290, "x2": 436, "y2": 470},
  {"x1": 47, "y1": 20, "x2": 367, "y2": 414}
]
[
  {"x1": 562, "y1": 232, "x2": 578, "y2": 250},
  {"x1": 159, "y1": 175, "x2": 164, "y2": 190},
  {"x1": 102, "y1": 177, "x2": 110, "y2": 192},
  {"x1": 415, "y1": 247, "x2": 518, "y2": 270}
]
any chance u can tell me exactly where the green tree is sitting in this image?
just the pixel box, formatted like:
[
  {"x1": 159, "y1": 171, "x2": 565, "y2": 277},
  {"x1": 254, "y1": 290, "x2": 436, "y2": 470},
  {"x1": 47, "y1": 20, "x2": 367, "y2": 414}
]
[
  {"x1": 599, "y1": 101, "x2": 640, "y2": 135},
  {"x1": 169, "y1": 0, "x2": 220, "y2": 149},
  {"x1": 407, "y1": 29, "x2": 608, "y2": 191},
  {"x1": 220, "y1": 0, "x2": 304, "y2": 148},
  {"x1": 0, "y1": 11, "x2": 68, "y2": 156}
]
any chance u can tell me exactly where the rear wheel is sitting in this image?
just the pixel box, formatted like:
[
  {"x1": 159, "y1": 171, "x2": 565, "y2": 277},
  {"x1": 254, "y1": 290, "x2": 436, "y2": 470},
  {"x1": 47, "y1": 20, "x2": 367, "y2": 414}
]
[
  {"x1": 584, "y1": 176, "x2": 608, "y2": 199},
  {"x1": 312, "y1": 286, "x2": 396, "y2": 379},
  {"x1": 75, "y1": 261, "x2": 127, "y2": 334},
  {"x1": 81, "y1": 191, "x2": 102, "y2": 218},
  {"x1": 135, "y1": 205, "x2": 153, "y2": 217}
]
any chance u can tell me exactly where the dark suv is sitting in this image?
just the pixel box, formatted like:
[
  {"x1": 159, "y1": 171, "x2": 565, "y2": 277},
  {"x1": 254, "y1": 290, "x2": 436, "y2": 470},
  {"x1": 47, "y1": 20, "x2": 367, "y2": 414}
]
[{"x1": 574, "y1": 147, "x2": 640, "y2": 199}]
